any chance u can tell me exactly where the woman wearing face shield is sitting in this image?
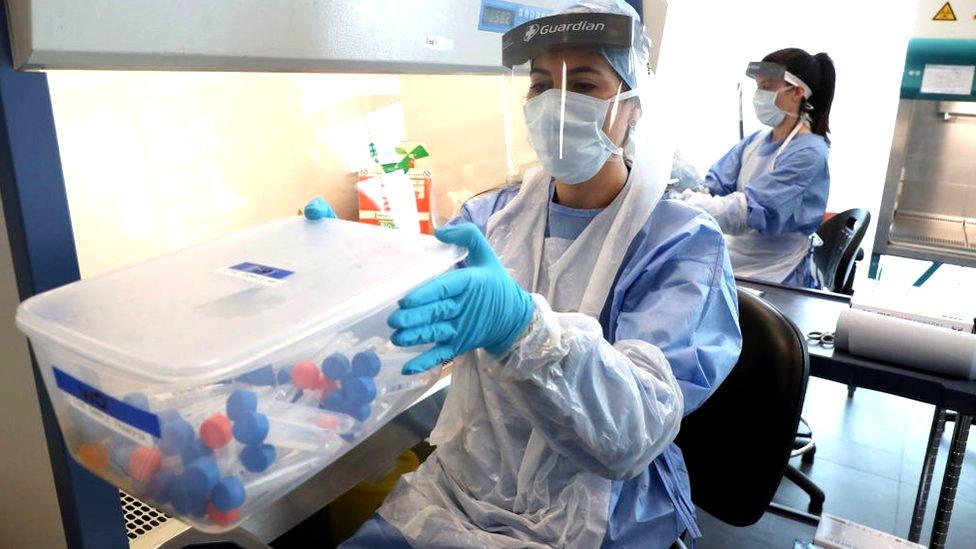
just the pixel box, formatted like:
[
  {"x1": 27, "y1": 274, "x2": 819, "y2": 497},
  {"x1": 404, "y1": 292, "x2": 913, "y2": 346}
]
[
  {"x1": 319, "y1": 1, "x2": 741, "y2": 547},
  {"x1": 681, "y1": 49, "x2": 836, "y2": 289}
]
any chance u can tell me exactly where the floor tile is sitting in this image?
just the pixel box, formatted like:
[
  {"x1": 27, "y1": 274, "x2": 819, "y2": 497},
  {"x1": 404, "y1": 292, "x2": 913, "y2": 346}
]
[
  {"x1": 774, "y1": 459, "x2": 900, "y2": 534},
  {"x1": 697, "y1": 509, "x2": 815, "y2": 549},
  {"x1": 809, "y1": 437, "x2": 903, "y2": 482}
]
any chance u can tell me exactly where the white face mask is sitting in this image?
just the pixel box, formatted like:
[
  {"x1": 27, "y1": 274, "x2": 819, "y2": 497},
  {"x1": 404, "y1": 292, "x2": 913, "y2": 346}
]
[
  {"x1": 523, "y1": 89, "x2": 635, "y2": 185},
  {"x1": 753, "y1": 88, "x2": 792, "y2": 127}
]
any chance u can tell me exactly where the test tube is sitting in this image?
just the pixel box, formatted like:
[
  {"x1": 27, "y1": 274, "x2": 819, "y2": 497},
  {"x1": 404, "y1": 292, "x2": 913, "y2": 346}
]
[
  {"x1": 373, "y1": 362, "x2": 440, "y2": 396},
  {"x1": 232, "y1": 409, "x2": 351, "y2": 452},
  {"x1": 237, "y1": 454, "x2": 327, "y2": 500},
  {"x1": 189, "y1": 451, "x2": 329, "y2": 526}
]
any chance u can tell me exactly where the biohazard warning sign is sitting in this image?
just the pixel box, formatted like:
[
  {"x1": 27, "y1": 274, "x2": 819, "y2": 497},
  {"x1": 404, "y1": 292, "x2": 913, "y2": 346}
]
[{"x1": 932, "y1": 2, "x2": 957, "y2": 21}]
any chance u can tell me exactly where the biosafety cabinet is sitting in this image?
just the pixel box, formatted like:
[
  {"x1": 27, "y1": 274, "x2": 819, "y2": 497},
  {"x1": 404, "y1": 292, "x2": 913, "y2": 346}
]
[
  {"x1": 873, "y1": 39, "x2": 976, "y2": 271},
  {"x1": 0, "y1": 1, "x2": 666, "y2": 548}
]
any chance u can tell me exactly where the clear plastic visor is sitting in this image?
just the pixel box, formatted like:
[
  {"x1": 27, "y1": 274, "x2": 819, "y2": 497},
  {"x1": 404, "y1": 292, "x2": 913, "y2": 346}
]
[{"x1": 746, "y1": 61, "x2": 812, "y2": 98}]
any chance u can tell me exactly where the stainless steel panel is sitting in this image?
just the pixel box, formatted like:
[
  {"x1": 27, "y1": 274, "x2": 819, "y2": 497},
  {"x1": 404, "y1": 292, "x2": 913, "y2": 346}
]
[
  {"x1": 966, "y1": 221, "x2": 976, "y2": 251},
  {"x1": 875, "y1": 242, "x2": 976, "y2": 267},
  {"x1": 8, "y1": 1, "x2": 670, "y2": 74},
  {"x1": 9, "y1": 0, "x2": 562, "y2": 73},
  {"x1": 873, "y1": 101, "x2": 915, "y2": 257},
  {"x1": 939, "y1": 102, "x2": 976, "y2": 117},
  {"x1": 890, "y1": 211, "x2": 968, "y2": 250},
  {"x1": 873, "y1": 98, "x2": 976, "y2": 267},
  {"x1": 896, "y1": 182, "x2": 976, "y2": 220}
]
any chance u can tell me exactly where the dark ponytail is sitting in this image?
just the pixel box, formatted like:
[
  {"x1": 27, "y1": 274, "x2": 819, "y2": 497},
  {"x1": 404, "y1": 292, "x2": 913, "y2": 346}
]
[{"x1": 763, "y1": 48, "x2": 837, "y2": 139}]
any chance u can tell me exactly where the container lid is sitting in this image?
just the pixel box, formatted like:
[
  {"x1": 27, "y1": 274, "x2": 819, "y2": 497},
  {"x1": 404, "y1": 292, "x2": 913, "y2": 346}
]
[{"x1": 16, "y1": 218, "x2": 466, "y2": 383}]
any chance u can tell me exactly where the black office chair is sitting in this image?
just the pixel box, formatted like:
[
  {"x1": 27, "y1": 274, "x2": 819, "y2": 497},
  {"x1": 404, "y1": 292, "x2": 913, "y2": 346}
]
[
  {"x1": 676, "y1": 289, "x2": 821, "y2": 528},
  {"x1": 813, "y1": 210, "x2": 873, "y2": 401},
  {"x1": 814, "y1": 209, "x2": 872, "y2": 295}
]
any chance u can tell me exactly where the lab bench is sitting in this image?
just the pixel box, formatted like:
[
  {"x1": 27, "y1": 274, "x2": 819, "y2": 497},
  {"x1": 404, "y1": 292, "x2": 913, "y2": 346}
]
[{"x1": 737, "y1": 277, "x2": 976, "y2": 549}]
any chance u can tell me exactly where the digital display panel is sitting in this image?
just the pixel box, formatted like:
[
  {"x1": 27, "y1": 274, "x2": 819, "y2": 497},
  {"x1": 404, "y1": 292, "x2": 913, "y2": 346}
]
[{"x1": 482, "y1": 6, "x2": 515, "y2": 27}]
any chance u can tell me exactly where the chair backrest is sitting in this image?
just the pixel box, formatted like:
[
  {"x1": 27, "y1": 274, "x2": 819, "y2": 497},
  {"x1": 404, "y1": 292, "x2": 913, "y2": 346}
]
[
  {"x1": 814, "y1": 209, "x2": 872, "y2": 293},
  {"x1": 674, "y1": 289, "x2": 810, "y2": 527}
]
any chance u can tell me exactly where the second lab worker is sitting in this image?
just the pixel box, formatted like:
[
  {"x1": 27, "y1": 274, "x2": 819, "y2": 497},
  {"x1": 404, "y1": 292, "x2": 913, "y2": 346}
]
[
  {"x1": 311, "y1": 1, "x2": 742, "y2": 547},
  {"x1": 682, "y1": 49, "x2": 836, "y2": 288}
]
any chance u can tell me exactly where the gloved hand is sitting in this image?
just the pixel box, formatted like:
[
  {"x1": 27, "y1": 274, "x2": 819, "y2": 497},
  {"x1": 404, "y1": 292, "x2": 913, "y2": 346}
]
[
  {"x1": 304, "y1": 197, "x2": 337, "y2": 220},
  {"x1": 387, "y1": 223, "x2": 535, "y2": 375},
  {"x1": 676, "y1": 188, "x2": 707, "y2": 202},
  {"x1": 678, "y1": 189, "x2": 748, "y2": 234}
]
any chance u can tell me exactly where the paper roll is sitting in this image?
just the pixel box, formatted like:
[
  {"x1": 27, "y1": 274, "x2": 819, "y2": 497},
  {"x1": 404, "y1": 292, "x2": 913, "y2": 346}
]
[{"x1": 835, "y1": 308, "x2": 976, "y2": 380}]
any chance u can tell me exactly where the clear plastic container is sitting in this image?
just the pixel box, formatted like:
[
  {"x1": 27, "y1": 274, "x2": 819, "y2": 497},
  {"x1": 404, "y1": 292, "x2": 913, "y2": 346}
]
[{"x1": 16, "y1": 217, "x2": 465, "y2": 531}]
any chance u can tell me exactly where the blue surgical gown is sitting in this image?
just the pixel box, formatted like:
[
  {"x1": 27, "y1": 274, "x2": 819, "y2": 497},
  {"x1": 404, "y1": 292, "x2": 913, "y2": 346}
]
[
  {"x1": 704, "y1": 131, "x2": 830, "y2": 288},
  {"x1": 342, "y1": 188, "x2": 741, "y2": 548}
]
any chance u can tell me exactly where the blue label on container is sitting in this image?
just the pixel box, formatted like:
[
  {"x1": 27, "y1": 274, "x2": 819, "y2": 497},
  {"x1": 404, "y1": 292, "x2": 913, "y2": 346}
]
[
  {"x1": 230, "y1": 262, "x2": 293, "y2": 280},
  {"x1": 53, "y1": 367, "x2": 161, "y2": 439},
  {"x1": 218, "y1": 262, "x2": 294, "y2": 286}
]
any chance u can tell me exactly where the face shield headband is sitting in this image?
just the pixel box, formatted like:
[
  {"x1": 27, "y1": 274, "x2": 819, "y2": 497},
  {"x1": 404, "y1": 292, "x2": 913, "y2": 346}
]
[
  {"x1": 746, "y1": 61, "x2": 814, "y2": 100},
  {"x1": 502, "y1": 13, "x2": 634, "y2": 69}
]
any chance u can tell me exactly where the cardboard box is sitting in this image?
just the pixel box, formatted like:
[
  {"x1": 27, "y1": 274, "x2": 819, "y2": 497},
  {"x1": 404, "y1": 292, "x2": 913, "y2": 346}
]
[{"x1": 357, "y1": 167, "x2": 433, "y2": 234}]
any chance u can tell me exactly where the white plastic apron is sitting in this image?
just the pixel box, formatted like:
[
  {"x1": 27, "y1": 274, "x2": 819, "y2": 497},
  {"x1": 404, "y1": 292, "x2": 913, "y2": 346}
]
[
  {"x1": 487, "y1": 163, "x2": 662, "y2": 316},
  {"x1": 725, "y1": 122, "x2": 813, "y2": 282},
  {"x1": 378, "y1": 161, "x2": 665, "y2": 548}
]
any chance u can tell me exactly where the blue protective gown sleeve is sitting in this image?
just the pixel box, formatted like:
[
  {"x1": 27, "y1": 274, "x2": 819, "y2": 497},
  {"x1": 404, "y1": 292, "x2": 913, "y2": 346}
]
[
  {"x1": 743, "y1": 142, "x2": 829, "y2": 237},
  {"x1": 480, "y1": 295, "x2": 685, "y2": 481},
  {"x1": 609, "y1": 204, "x2": 740, "y2": 413},
  {"x1": 702, "y1": 133, "x2": 758, "y2": 196}
]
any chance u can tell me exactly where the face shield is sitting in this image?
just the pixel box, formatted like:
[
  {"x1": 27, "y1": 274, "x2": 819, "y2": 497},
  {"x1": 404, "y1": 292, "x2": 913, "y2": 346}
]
[
  {"x1": 500, "y1": 11, "x2": 668, "y2": 185},
  {"x1": 745, "y1": 61, "x2": 812, "y2": 99}
]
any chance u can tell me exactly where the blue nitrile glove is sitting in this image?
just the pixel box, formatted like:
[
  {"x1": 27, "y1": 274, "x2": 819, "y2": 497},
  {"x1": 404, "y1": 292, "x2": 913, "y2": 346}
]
[
  {"x1": 387, "y1": 223, "x2": 535, "y2": 375},
  {"x1": 304, "y1": 197, "x2": 337, "y2": 220}
]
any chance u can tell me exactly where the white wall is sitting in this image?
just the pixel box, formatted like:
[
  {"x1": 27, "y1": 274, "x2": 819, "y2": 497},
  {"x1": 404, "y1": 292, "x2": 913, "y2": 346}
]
[
  {"x1": 655, "y1": 0, "x2": 917, "y2": 260},
  {"x1": 48, "y1": 71, "x2": 533, "y2": 277}
]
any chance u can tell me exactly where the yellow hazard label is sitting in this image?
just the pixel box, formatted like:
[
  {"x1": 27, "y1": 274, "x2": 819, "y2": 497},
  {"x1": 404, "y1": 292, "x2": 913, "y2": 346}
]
[{"x1": 933, "y1": 1, "x2": 957, "y2": 21}]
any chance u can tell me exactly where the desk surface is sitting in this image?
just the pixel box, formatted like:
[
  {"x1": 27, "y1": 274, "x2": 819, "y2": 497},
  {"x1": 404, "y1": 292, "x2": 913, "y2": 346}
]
[{"x1": 736, "y1": 278, "x2": 976, "y2": 416}]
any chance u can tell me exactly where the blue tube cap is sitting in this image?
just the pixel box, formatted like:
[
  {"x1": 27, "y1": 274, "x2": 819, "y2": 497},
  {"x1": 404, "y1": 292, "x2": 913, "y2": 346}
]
[
  {"x1": 148, "y1": 470, "x2": 176, "y2": 504},
  {"x1": 233, "y1": 412, "x2": 269, "y2": 445},
  {"x1": 179, "y1": 439, "x2": 213, "y2": 465},
  {"x1": 160, "y1": 418, "x2": 194, "y2": 455},
  {"x1": 184, "y1": 457, "x2": 220, "y2": 499},
  {"x1": 122, "y1": 393, "x2": 150, "y2": 411},
  {"x1": 238, "y1": 365, "x2": 277, "y2": 386},
  {"x1": 276, "y1": 366, "x2": 294, "y2": 386},
  {"x1": 158, "y1": 409, "x2": 183, "y2": 425},
  {"x1": 351, "y1": 352, "x2": 382, "y2": 377},
  {"x1": 170, "y1": 475, "x2": 207, "y2": 517},
  {"x1": 211, "y1": 476, "x2": 246, "y2": 511},
  {"x1": 347, "y1": 402, "x2": 372, "y2": 422},
  {"x1": 226, "y1": 389, "x2": 258, "y2": 421},
  {"x1": 321, "y1": 390, "x2": 348, "y2": 413},
  {"x1": 344, "y1": 377, "x2": 377, "y2": 404},
  {"x1": 240, "y1": 444, "x2": 276, "y2": 473},
  {"x1": 322, "y1": 353, "x2": 350, "y2": 379}
]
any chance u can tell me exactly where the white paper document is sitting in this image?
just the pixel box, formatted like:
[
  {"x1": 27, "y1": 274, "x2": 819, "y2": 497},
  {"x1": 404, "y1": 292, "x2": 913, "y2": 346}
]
[{"x1": 920, "y1": 64, "x2": 975, "y2": 95}]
